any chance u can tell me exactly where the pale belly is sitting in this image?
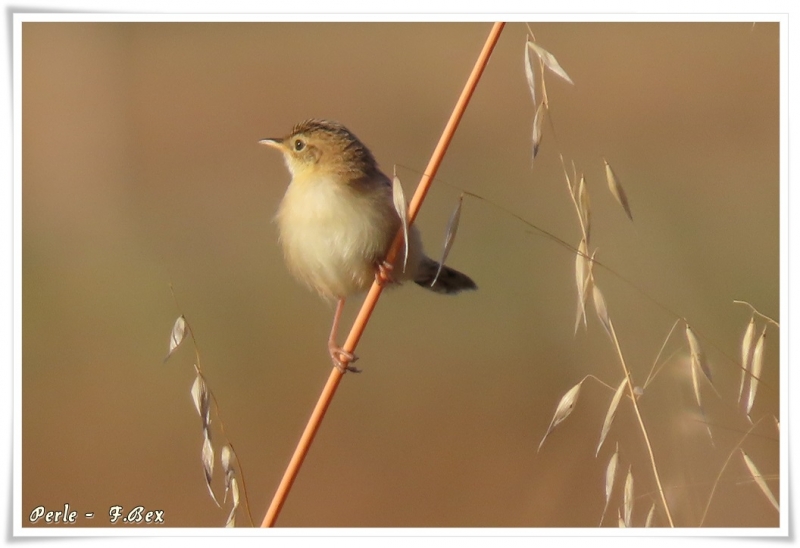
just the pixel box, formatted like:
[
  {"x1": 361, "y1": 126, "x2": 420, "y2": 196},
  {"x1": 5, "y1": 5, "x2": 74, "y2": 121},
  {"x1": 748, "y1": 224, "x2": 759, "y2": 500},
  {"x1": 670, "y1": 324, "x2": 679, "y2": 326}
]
[{"x1": 276, "y1": 176, "x2": 418, "y2": 299}]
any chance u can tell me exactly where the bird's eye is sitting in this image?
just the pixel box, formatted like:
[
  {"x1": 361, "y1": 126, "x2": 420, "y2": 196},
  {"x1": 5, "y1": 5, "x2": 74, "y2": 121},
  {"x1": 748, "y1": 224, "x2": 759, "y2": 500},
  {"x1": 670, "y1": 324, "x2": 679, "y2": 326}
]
[{"x1": 294, "y1": 139, "x2": 305, "y2": 152}]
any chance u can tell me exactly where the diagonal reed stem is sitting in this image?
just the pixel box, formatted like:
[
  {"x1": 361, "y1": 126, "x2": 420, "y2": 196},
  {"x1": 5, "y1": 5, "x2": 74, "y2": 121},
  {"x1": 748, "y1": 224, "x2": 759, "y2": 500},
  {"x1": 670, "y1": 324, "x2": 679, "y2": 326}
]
[{"x1": 261, "y1": 22, "x2": 505, "y2": 527}]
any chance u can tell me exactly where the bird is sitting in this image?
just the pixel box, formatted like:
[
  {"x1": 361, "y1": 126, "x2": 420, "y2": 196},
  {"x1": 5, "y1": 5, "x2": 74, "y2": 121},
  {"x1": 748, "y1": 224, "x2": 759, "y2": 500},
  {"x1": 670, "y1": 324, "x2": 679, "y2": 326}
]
[{"x1": 260, "y1": 119, "x2": 476, "y2": 372}]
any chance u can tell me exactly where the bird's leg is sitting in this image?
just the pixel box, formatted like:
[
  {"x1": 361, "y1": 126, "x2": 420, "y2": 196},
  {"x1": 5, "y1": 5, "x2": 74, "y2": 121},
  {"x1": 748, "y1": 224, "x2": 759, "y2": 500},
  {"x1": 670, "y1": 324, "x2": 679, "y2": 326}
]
[
  {"x1": 328, "y1": 298, "x2": 360, "y2": 373},
  {"x1": 375, "y1": 260, "x2": 395, "y2": 286}
]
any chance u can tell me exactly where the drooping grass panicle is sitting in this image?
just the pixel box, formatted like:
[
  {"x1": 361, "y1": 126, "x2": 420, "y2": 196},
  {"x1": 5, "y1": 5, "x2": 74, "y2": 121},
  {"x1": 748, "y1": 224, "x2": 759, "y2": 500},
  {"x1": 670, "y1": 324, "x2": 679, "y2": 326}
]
[{"x1": 163, "y1": 312, "x2": 254, "y2": 526}]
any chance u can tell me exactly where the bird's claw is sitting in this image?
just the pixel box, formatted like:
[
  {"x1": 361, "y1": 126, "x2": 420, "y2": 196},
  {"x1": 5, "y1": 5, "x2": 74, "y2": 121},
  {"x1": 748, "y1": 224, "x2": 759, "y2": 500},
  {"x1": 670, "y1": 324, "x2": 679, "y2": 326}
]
[
  {"x1": 329, "y1": 343, "x2": 361, "y2": 373},
  {"x1": 375, "y1": 260, "x2": 395, "y2": 287}
]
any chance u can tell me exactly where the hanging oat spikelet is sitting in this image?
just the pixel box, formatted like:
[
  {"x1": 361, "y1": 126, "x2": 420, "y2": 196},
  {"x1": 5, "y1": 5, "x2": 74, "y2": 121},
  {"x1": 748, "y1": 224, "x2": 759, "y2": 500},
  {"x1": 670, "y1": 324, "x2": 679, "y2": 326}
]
[
  {"x1": 600, "y1": 444, "x2": 619, "y2": 525},
  {"x1": 225, "y1": 477, "x2": 241, "y2": 527},
  {"x1": 685, "y1": 324, "x2": 713, "y2": 385},
  {"x1": 689, "y1": 354, "x2": 702, "y2": 408},
  {"x1": 603, "y1": 159, "x2": 633, "y2": 221},
  {"x1": 220, "y1": 445, "x2": 241, "y2": 526},
  {"x1": 745, "y1": 326, "x2": 768, "y2": 416},
  {"x1": 391, "y1": 170, "x2": 410, "y2": 272},
  {"x1": 532, "y1": 101, "x2": 545, "y2": 159},
  {"x1": 623, "y1": 467, "x2": 634, "y2": 527},
  {"x1": 739, "y1": 315, "x2": 757, "y2": 403},
  {"x1": 524, "y1": 37, "x2": 537, "y2": 106},
  {"x1": 221, "y1": 445, "x2": 234, "y2": 502},
  {"x1": 165, "y1": 315, "x2": 187, "y2": 361},
  {"x1": 617, "y1": 509, "x2": 625, "y2": 528},
  {"x1": 191, "y1": 372, "x2": 210, "y2": 426},
  {"x1": 596, "y1": 378, "x2": 627, "y2": 457},
  {"x1": 201, "y1": 432, "x2": 219, "y2": 506},
  {"x1": 592, "y1": 284, "x2": 613, "y2": 338},
  {"x1": 577, "y1": 175, "x2": 591, "y2": 243},
  {"x1": 527, "y1": 41, "x2": 575, "y2": 85},
  {"x1": 645, "y1": 503, "x2": 656, "y2": 527},
  {"x1": 538, "y1": 380, "x2": 583, "y2": 451},
  {"x1": 191, "y1": 370, "x2": 219, "y2": 506},
  {"x1": 741, "y1": 450, "x2": 779, "y2": 511},
  {"x1": 431, "y1": 193, "x2": 464, "y2": 287},
  {"x1": 574, "y1": 238, "x2": 591, "y2": 334}
]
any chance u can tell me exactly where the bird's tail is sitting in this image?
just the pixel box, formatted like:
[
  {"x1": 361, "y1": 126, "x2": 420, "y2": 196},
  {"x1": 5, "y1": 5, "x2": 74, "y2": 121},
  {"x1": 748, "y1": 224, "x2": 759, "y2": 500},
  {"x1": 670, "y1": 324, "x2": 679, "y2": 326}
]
[{"x1": 414, "y1": 256, "x2": 477, "y2": 295}]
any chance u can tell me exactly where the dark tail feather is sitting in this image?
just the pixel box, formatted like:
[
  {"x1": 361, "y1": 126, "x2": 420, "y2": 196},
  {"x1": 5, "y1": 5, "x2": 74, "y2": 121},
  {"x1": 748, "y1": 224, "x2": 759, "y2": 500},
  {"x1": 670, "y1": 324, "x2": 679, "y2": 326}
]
[{"x1": 414, "y1": 256, "x2": 477, "y2": 295}]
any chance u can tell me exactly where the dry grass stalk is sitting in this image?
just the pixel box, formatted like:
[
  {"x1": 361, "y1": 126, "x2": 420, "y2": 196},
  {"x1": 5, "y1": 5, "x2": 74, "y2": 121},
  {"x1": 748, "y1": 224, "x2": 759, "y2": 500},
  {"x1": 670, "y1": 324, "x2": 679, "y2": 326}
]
[
  {"x1": 260, "y1": 22, "x2": 506, "y2": 527},
  {"x1": 599, "y1": 306, "x2": 674, "y2": 526},
  {"x1": 643, "y1": 319, "x2": 681, "y2": 389},
  {"x1": 733, "y1": 300, "x2": 779, "y2": 328},
  {"x1": 560, "y1": 156, "x2": 590, "y2": 244}
]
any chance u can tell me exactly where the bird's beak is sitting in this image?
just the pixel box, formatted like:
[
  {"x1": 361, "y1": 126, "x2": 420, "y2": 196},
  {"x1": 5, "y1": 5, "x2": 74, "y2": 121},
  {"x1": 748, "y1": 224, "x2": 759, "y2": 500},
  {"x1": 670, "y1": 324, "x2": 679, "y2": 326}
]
[{"x1": 258, "y1": 138, "x2": 283, "y2": 149}]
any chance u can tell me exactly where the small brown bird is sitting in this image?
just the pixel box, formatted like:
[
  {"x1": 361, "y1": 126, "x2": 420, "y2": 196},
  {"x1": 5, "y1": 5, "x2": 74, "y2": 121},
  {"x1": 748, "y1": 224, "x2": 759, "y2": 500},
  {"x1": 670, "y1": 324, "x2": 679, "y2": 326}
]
[{"x1": 260, "y1": 119, "x2": 476, "y2": 371}]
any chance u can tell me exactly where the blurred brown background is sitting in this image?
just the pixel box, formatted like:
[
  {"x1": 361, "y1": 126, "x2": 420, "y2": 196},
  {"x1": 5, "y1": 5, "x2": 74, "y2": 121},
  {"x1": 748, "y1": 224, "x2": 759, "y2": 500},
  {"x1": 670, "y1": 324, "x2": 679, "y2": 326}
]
[{"x1": 21, "y1": 22, "x2": 779, "y2": 528}]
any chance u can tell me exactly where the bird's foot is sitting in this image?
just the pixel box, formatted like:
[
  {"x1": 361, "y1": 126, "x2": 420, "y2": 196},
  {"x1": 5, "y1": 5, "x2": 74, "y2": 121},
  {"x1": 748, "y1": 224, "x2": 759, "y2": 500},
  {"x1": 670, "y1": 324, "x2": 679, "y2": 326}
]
[
  {"x1": 328, "y1": 341, "x2": 361, "y2": 373},
  {"x1": 375, "y1": 260, "x2": 395, "y2": 287}
]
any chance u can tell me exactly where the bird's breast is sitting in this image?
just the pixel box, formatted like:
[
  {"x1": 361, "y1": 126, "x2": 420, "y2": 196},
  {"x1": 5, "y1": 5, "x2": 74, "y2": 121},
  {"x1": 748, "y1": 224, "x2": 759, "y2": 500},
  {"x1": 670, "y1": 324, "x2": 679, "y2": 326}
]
[{"x1": 275, "y1": 175, "x2": 401, "y2": 299}]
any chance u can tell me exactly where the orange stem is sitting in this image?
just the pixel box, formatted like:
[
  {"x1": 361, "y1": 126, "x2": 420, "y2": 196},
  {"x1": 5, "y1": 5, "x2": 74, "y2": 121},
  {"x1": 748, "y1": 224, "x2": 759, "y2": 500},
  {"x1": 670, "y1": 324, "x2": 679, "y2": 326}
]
[{"x1": 261, "y1": 22, "x2": 505, "y2": 527}]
